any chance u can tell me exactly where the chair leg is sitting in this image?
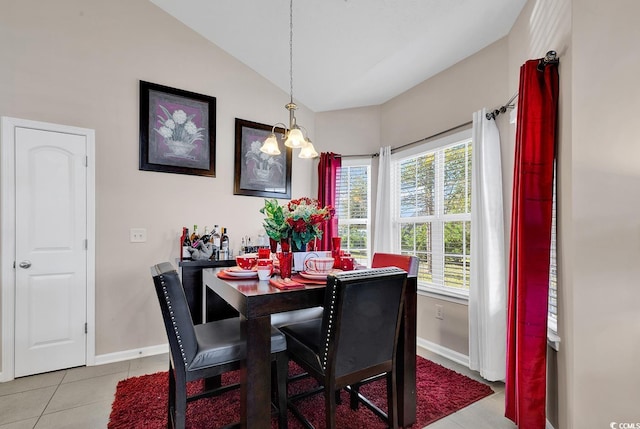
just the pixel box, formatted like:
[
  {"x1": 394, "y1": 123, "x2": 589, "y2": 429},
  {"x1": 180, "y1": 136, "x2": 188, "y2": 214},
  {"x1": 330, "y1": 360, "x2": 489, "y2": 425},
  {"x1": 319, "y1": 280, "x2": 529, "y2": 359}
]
[
  {"x1": 203, "y1": 374, "x2": 222, "y2": 391},
  {"x1": 349, "y1": 382, "x2": 361, "y2": 409},
  {"x1": 387, "y1": 371, "x2": 398, "y2": 429},
  {"x1": 325, "y1": 382, "x2": 338, "y2": 429},
  {"x1": 174, "y1": 371, "x2": 187, "y2": 429},
  {"x1": 274, "y1": 352, "x2": 288, "y2": 429},
  {"x1": 168, "y1": 366, "x2": 176, "y2": 429}
]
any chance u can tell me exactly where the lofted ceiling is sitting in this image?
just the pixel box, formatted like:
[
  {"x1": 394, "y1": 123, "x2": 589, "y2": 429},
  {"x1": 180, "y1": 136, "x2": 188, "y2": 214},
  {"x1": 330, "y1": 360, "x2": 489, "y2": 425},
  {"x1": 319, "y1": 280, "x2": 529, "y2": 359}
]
[{"x1": 150, "y1": 0, "x2": 526, "y2": 112}]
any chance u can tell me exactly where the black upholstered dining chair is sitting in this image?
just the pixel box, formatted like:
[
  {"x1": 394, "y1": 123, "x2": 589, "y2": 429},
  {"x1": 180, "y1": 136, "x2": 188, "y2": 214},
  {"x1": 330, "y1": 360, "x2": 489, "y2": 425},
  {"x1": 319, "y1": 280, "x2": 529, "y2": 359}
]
[
  {"x1": 150, "y1": 262, "x2": 288, "y2": 429},
  {"x1": 347, "y1": 252, "x2": 420, "y2": 413},
  {"x1": 279, "y1": 267, "x2": 408, "y2": 429}
]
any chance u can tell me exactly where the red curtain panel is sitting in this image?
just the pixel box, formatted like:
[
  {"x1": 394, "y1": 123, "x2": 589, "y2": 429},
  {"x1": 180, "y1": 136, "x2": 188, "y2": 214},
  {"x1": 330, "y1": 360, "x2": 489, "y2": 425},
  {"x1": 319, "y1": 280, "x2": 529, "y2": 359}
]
[
  {"x1": 505, "y1": 58, "x2": 559, "y2": 429},
  {"x1": 317, "y1": 152, "x2": 341, "y2": 251}
]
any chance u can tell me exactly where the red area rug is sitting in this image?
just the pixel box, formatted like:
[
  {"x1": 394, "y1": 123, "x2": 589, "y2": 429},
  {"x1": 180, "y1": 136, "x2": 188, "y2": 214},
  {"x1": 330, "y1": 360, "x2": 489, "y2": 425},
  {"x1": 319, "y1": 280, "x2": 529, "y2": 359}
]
[{"x1": 109, "y1": 356, "x2": 493, "y2": 428}]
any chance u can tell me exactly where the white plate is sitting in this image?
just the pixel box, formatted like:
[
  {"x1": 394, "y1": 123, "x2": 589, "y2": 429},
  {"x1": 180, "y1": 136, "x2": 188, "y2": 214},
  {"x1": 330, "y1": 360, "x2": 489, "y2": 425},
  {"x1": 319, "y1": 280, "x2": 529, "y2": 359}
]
[
  {"x1": 228, "y1": 266, "x2": 256, "y2": 273},
  {"x1": 299, "y1": 270, "x2": 339, "y2": 280},
  {"x1": 225, "y1": 268, "x2": 258, "y2": 278}
]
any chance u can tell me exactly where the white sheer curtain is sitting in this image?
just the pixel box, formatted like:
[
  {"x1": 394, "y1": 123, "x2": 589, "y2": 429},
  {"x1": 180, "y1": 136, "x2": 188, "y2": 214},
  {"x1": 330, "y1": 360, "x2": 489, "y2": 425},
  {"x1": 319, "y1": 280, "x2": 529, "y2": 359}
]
[
  {"x1": 373, "y1": 146, "x2": 392, "y2": 253},
  {"x1": 469, "y1": 109, "x2": 506, "y2": 381}
]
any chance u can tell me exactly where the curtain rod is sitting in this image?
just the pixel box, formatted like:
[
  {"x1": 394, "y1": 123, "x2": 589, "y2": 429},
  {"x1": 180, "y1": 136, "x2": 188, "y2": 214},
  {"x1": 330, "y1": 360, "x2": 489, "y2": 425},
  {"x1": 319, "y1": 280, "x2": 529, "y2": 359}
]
[
  {"x1": 337, "y1": 120, "x2": 473, "y2": 159},
  {"x1": 487, "y1": 50, "x2": 558, "y2": 120},
  {"x1": 486, "y1": 92, "x2": 518, "y2": 120}
]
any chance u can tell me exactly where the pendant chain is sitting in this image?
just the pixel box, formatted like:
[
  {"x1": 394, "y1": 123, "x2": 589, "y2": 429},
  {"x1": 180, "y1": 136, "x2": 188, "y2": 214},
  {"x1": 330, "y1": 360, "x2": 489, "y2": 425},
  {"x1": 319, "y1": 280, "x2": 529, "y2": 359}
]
[{"x1": 289, "y1": 0, "x2": 294, "y2": 105}]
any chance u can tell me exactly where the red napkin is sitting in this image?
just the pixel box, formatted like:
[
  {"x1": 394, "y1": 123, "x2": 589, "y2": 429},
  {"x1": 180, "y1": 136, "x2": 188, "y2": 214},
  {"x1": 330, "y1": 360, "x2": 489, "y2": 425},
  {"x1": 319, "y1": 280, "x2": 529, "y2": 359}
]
[{"x1": 269, "y1": 278, "x2": 305, "y2": 290}]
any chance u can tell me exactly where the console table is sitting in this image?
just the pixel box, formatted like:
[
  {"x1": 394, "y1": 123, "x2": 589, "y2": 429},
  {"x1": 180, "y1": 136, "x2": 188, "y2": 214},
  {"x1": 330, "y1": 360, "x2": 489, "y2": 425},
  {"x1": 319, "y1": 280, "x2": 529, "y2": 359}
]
[{"x1": 177, "y1": 259, "x2": 237, "y2": 324}]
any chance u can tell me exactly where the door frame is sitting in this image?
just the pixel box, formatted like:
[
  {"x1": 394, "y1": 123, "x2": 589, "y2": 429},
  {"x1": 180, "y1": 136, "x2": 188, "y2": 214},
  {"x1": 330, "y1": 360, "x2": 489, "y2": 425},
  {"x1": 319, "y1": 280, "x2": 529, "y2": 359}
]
[{"x1": 0, "y1": 116, "x2": 96, "y2": 382}]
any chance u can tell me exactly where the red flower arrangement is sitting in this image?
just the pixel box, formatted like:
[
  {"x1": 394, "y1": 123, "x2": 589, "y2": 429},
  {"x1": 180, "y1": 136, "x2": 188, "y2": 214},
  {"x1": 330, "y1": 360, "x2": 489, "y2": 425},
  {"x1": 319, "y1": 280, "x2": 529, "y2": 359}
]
[{"x1": 284, "y1": 197, "x2": 334, "y2": 251}]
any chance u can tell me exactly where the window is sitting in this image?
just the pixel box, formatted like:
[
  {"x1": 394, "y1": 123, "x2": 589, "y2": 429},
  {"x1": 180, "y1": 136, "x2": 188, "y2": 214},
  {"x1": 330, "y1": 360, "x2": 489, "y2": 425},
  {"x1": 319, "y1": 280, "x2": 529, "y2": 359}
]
[
  {"x1": 391, "y1": 130, "x2": 472, "y2": 296},
  {"x1": 336, "y1": 158, "x2": 371, "y2": 265}
]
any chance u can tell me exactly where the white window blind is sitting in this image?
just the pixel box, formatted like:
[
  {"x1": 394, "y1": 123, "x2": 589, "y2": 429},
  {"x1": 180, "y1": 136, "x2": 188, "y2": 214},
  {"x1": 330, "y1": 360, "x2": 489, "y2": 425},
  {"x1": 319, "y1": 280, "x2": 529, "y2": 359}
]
[
  {"x1": 548, "y1": 162, "x2": 558, "y2": 331},
  {"x1": 392, "y1": 133, "x2": 472, "y2": 295},
  {"x1": 336, "y1": 159, "x2": 371, "y2": 265}
]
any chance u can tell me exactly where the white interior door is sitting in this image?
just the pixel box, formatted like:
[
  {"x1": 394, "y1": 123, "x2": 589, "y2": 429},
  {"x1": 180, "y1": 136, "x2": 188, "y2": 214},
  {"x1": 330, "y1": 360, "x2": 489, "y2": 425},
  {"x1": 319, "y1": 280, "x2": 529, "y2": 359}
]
[{"x1": 14, "y1": 126, "x2": 88, "y2": 377}]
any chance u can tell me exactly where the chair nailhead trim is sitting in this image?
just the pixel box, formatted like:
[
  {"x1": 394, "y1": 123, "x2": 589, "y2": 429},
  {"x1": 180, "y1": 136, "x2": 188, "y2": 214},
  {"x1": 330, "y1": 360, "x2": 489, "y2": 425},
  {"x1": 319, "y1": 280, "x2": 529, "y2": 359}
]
[
  {"x1": 322, "y1": 277, "x2": 339, "y2": 370},
  {"x1": 320, "y1": 267, "x2": 405, "y2": 370},
  {"x1": 160, "y1": 275, "x2": 188, "y2": 364}
]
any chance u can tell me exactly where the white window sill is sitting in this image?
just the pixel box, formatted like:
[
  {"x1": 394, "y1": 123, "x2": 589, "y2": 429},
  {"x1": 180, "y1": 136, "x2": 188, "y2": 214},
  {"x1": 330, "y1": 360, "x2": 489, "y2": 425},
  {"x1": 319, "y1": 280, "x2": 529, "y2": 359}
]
[
  {"x1": 547, "y1": 316, "x2": 560, "y2": 351},
  {"x1": 418, "y1": 284, "x2": 469, "y2": 305}
]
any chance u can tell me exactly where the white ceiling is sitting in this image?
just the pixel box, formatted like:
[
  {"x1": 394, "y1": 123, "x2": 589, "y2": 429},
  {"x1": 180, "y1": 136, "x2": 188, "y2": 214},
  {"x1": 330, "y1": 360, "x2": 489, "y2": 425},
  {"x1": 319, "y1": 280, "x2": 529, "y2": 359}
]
[{"x1": 150, "y1": 0, "x2": 526, "y2": 112}]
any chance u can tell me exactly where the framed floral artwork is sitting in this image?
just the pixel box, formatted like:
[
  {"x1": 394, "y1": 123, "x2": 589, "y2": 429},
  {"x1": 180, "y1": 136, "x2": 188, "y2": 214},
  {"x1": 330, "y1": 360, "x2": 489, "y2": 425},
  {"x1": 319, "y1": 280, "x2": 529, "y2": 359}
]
[
  {"x1": 139, "y1": 80, "x2": 216, "y2": 177},
  {"x1": 233, "y1": 118, "x2": 292, "y2": 198}
]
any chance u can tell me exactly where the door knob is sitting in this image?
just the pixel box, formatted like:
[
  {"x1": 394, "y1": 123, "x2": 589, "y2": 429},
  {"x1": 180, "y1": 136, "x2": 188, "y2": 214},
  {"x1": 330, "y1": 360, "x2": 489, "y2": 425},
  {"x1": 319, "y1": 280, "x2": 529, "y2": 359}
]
[{"x1": 18, "y1": 260, "x2": 32, "y2": 269}]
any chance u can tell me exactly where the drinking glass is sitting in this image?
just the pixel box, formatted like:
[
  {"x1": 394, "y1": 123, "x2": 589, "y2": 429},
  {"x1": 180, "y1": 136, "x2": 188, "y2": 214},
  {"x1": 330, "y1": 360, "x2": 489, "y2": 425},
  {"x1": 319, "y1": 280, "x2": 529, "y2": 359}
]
[
  {"x1": 277, "y1": 252, "x2": 293, "y2": 279},
  {"x1": 331, "y1": 236, "x2": 342, "y2": 268}
]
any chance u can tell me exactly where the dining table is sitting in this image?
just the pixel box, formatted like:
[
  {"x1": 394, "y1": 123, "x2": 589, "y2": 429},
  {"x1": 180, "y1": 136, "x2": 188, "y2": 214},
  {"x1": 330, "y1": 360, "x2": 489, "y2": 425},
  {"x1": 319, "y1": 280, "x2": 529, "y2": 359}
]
[{"x1": 202, "y1": 267, "x2": 417, "y2": 429}]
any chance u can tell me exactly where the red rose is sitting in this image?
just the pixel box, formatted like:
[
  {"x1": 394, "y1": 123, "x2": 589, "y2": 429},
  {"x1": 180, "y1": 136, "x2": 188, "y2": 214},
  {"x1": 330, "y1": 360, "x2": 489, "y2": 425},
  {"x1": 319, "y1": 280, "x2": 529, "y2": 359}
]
[{"x1": 310, "y1": 213, "x2": 326, "y2": 224}]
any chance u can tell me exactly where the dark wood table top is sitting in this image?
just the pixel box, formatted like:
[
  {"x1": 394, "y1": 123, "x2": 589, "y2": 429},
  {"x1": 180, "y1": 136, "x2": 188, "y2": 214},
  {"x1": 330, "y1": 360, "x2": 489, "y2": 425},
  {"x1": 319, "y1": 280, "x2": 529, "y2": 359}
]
[{"x1": 205, "y1": 269, "x2": 327, "y2": 317}]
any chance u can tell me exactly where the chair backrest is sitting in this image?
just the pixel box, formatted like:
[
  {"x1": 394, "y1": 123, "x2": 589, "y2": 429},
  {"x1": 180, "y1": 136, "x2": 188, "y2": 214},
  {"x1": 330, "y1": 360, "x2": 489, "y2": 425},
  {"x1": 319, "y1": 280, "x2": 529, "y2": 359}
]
[
  {"x1": 321, "y1": 267, "x2": 407, "y2": 380},
  {"x1": 371, "y1": 253, "x2": 419, "y2": 277},
  {"x1": 150, "y1": 262, "x2": 198, "y2": 370}
]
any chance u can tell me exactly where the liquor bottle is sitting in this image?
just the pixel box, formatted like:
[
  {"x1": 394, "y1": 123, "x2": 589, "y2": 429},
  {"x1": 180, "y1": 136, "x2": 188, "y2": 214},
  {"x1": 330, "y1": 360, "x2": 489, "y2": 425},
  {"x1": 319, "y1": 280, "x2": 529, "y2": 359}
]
[
  {"x1": 200, "y1": 226, "x2": 211, "y2": 244},
  {"x1": 221, "y1": 227, "x2": 230, "y2": 260},
  {"x1": 182, "y1": 227, "x2": 192, "y2": 261},
  {"x1": 211, "y1": 225, "x2": 221, "y2": 259},
  {"x1": 240, "y1": 236, "x2": 246, "y2": 255},
  {"x1": 190, "y1": 224, "x2": 199, "y2": 243}
]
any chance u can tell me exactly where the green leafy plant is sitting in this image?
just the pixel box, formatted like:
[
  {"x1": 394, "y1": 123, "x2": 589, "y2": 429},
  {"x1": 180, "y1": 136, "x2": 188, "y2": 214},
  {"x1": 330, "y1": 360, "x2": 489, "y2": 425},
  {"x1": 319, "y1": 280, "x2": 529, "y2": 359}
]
[{"x1": 260, "y1": 198, "x2": 289, "y2": 241}]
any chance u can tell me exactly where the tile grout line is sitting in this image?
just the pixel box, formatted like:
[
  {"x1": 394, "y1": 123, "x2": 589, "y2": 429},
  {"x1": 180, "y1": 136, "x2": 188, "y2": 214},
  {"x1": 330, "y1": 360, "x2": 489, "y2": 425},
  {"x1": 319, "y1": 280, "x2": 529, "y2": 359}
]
[{"x1": 32, "y1": 370, "x2": 67, "y2": 428}]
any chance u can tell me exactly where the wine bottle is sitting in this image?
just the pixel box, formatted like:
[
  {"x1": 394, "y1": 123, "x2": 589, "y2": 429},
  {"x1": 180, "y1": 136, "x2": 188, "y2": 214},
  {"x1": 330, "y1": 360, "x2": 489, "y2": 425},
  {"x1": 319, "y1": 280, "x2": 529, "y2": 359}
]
[
  {"x1": 221, "y1": 227, "x2": 230, "y2": 260},
  {"x1": 212, "y1": 225, "x2": 221, "y2": 260},
  {"x1": 182, "y1": 227, "x2": 192, "y2": 261},
  {"x1": 200, "y1": 226, "x2": 211, "y2": 244},
  {"x1": 190, "y1": 224, "x2": 199, "y2": 242},
  {"x1": 179, "y1": 227, "x2": 186, "y2": 261}
]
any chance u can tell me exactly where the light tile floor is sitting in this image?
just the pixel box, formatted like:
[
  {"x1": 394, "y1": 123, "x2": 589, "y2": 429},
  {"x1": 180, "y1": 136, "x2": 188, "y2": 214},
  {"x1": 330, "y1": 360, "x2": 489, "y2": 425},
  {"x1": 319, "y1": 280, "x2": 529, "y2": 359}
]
[{"x1": 0, "y1": 350, "x2": 516, "y2": 428}]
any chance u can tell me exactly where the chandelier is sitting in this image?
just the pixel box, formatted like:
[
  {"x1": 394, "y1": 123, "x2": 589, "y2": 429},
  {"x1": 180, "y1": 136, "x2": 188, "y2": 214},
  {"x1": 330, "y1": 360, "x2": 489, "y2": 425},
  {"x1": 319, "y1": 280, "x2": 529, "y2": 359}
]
[{"x1": 260, "y1": 0, "x2": 318, "y2": 159}]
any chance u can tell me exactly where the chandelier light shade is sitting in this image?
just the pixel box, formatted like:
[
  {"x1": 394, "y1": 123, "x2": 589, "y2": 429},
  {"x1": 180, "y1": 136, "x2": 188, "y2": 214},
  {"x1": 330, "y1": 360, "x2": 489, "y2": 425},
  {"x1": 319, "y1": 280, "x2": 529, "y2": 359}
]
[
  {"x1": 284, "y1": 127, "x2": 305, "y2": 149},
  {"x1": 260, "y1": 0, "x2": 318, "y2": 159},
  {"x1": 261, "y1": 133, "x2": 281, "y2": 155},
  {"x1": 298, "y1": 139, "x2": 319, "y2": 159}
]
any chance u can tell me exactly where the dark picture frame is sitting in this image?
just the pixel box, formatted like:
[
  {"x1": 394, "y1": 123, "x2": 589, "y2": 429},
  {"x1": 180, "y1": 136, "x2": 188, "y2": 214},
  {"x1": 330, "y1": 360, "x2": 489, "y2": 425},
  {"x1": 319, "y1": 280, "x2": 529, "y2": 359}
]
[
  {"x1": 234, "y1": 118, "x2": 292, "y2": 198},
  {"x1": 139, "y1": 80, "x2": 216, "y2": 177}
]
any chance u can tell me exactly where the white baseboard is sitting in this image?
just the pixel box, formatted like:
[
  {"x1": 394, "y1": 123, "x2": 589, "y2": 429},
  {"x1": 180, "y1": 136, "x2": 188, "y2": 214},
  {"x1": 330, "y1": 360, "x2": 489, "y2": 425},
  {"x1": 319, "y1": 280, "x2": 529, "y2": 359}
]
[
  {"x1": 546, "y1": 419, "x2": 556, "y2": 429},
  {"x1": 92, "y1": 343, "x2": 168, "y2": 366},
  {"x1": 417, "y1": 337, "x2": 470, "y2": 368}
]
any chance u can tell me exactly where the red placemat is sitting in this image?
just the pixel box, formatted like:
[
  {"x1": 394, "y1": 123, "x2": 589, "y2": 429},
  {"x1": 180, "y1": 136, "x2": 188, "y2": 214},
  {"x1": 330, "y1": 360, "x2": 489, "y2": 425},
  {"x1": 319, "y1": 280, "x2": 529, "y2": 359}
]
[{"x1": 269, "y1": 278, "x2": 305, "y2": 290}]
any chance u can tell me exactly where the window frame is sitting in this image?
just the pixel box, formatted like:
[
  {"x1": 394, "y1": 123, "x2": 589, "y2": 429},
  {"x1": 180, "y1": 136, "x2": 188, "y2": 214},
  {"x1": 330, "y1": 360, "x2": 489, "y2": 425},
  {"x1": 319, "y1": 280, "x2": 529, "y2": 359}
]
[
  {"x1": 336, "y1": 157, "x2": 372, "y2": 266},
  {"x1": 390, "y1": 129, "x2": 472, "y2": 300}
]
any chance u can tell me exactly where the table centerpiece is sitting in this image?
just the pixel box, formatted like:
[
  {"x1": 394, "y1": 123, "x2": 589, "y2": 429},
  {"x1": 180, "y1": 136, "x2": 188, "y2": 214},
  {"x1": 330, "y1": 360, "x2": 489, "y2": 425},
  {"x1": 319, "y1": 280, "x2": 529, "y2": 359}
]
[{"x1": 260, "y1": 197, "x2": 334, "y2": 270}]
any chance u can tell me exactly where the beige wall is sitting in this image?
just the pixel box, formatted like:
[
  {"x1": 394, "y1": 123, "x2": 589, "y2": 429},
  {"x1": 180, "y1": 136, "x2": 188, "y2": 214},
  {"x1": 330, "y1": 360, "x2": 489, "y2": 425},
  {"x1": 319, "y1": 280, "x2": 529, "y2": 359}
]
[
  {"x1": 571, "y1": 0, "x2": 640, "y2": 427},
  {"x1": 0, "y1": 0, "x2": 316, "y2": 360},
  {"x1": 316, "y1": 106, "x2": 381, "y2": 246}
]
